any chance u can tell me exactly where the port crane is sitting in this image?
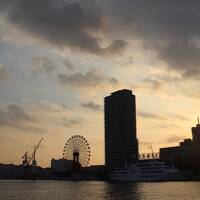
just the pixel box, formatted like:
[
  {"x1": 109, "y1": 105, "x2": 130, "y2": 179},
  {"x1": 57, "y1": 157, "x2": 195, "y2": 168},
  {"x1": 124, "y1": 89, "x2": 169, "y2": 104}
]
[{"x1": 22, "y1": 137, "x2": 44, "y2": 166}]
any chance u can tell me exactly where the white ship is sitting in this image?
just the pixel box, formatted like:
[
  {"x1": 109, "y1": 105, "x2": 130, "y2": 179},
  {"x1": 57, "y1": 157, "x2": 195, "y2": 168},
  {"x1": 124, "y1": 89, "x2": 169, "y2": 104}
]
[{"x1": 109, "y1": 159, "x2": 180, "y2": 181}]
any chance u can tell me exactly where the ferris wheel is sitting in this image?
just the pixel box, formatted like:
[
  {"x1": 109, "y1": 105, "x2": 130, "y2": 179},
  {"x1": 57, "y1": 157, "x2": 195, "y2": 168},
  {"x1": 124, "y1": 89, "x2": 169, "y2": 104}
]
[{"x1": 63, "y1": 135, "x2": 91, "y2": 167}]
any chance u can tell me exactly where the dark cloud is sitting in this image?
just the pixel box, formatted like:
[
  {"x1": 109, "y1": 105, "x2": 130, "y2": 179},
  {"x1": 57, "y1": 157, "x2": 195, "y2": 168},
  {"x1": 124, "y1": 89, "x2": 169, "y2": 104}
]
[
  {"x1": 1, "y1": 0, "x2": 200, "y2": 75},
  {"x1": 183, "y1": 90, "x2": 200, "y2": 99},
  {"x1": 138, "y1": 111, "x2": 190, "y2": 121},
  {"x1": 106, "y1": 0, "x2": 200, "y2": 78},
  {"x1": 62, "y1": 117, "x2": 84, "y2": 127},
  {"x1": 31, "y1": 56, "x2": 56, "y2": 75},
  {"x1": 166, "y1": 135, "x2": 185, "y2": 143},
  {"x1": 107, "y1": 0, "x2": 200, "y2": 40},
  {"x1": 172, "y1": 114, "x2": 189, "y2": 121},
  {"x1": 154, "y1": 74, "x2": 180, "y2": 83},
  {"x1": 13, "y1": 124, "x2": 46, "y2": 133},
  {"x1": 131, "y1": 73, "x2": 182, "y2": 94},
  {"x1": 138, "y1": 112, "x2": 166, "y2": 120},
  {"x1": 109, "y1": 77, "x2": 120, "y2": 86},
  {"x1": 131, "y1": 79, "x2": 163, "y2": 92},
  {"x1": 103, "y1": 39, "x2": 127, "y2": 55},
  {"x1": 140, "y1": 134, "x2": 185, "y2": 146},
  {"x1": 159, "y1": 40, "x2": 200, "y2": 79},
  {"x1": 182, "y1": 69, "x2": 200, "y2": 80},
  {"x1": 142, "y1": 79, "x2": 162, "y2": 90},
  {"x1": 0, "y1": 65, "x2": 10, "y2": 81},
  {"x1": 0, "y1": 135, "x2": 23, "y2": 142},
  {"x1": 57, "y1": 69, "x2": 119, "y2": 88},
  {"x1": 0, "y1": 103, "x2": 58, "y2": 133},
  {"x1": 0, "y1": 0, "x2": 127, "y2": 55},
  {"x1": 0, "y1": 104, "x2": 35, "y2": 130},
  {"x1": 159, "y1": 124, "x2": 180, "y2": 129},
  {"x1": 81, "y1": 101, "x2": 101, "y2": 112},
  {"x1": 26, "y1": 100, "x2": 65, "y2": 113},
  {"x1": 64, "y1": 59, "x2": 75, "y2": 71}
]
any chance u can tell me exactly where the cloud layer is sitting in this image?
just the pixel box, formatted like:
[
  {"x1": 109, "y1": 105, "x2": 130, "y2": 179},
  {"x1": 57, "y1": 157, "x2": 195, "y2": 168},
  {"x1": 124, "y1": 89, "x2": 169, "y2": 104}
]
[
  {"x1": 0, "y1": 104, "x2": 36, "y2": 131},
  {"x1": 138, "y1": 111, "x2": 189, "y2": 121},
  {"x1": 31, "y1": 56, "x2": 56, "y2": 75},
  {"x1": 1, "y1": 0, "x2": 200, "y2": 77},
  {"x1": 81, "y1": 101, "x2": 101, "y2": 112},
  {"x1": 107, "y1": 0, "x2": 200, "y2": 77},
  {"x1": 0, "y1": 65, "x2": 10, "y2": 81},
  {"x1": 0, "y1": 0, "x2": 127, "y2": 55},
  {"x1": 57, "y1": 69, "x2": 119, "y2": 88}
]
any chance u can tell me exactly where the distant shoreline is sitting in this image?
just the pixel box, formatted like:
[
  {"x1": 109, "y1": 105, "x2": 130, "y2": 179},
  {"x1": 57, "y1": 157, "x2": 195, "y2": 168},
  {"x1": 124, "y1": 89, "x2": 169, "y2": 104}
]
[{"x1": 1, "y1": 178, "x2": 200, "y2": 182}]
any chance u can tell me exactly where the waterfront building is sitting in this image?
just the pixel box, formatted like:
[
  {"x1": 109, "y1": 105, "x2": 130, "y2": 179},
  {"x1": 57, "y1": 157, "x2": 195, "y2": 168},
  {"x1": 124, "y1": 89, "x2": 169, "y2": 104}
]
[
  {"x1": 51, "y1": 159, "x2": 73, "y2": 174},
  {"x1": 160, "y1": 146, "x2": 181, "y2": 165},
  {"x1": 192, "y1": 120, "x2": 200, "y2": 157},
  {"x1": 104, "y1": 89, "x2": 138, "y2": 168},
  {"x1": 0, "y1": 164, "x2": 24, "y2": 179},
  {"x1": 160, "y1": 139, "x2": 194, "y2": 169},
  {"x1": 160, "y1": 121, "x2": 200, "y2": 172}
]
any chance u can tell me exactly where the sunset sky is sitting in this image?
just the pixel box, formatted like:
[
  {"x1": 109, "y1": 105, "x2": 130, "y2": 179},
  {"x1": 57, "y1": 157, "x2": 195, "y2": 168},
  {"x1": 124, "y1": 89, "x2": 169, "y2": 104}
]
[{"x1": 0, "y1": 0, "x2": 200, "y2": 167}]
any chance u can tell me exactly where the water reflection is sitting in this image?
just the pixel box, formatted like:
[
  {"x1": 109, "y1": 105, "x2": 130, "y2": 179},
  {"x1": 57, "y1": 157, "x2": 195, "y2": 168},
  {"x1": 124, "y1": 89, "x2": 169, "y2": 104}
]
[
  {"x1": 103, "y1": 182, "x2": 140, "y2": 200},
  {"x1": 0, "y1": 180, "x2": 200, "y2": 200}
]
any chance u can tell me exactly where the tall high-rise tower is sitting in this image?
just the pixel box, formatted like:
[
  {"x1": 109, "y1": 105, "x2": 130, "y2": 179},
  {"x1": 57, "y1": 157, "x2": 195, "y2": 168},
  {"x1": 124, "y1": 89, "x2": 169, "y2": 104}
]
[{"x1": 104, "y1": 89, "x2": 138, "y2": 168}]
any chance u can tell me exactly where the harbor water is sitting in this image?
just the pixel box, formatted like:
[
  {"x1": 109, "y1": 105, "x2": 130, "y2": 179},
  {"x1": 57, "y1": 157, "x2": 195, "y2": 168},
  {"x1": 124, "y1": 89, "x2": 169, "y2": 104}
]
[{"x1": 0, "y1": 180, "x2": 200, "y2": 200}]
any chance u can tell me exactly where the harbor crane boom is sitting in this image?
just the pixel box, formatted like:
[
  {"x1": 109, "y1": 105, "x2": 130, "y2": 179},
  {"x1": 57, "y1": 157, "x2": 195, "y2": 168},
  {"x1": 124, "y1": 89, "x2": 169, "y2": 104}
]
[
  {"x1": 31, "y1": 137, "x2": 43, "y2": 166},
  {"x1": 22, "y1": 137, "x2": 44, "y2": 167}
]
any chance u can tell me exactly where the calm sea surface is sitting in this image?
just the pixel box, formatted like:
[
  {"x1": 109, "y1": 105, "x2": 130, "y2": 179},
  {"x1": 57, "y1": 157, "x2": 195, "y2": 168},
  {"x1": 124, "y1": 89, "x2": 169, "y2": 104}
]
[{"x1": 0, "y1": 180, "x2": 200, "y2": 200}]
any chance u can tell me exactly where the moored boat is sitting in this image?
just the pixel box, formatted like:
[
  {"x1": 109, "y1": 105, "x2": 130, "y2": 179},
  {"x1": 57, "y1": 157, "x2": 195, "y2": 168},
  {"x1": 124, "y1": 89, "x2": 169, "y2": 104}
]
[{"x1": 109, "y1": 159, "x2": 181, "y2": 181}]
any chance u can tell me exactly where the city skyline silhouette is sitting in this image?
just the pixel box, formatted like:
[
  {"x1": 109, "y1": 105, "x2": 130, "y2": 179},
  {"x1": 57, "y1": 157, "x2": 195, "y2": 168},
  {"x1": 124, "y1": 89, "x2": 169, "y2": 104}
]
[{"x1": 0, "y1": 1, "x2": 200, "y2": 169}]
